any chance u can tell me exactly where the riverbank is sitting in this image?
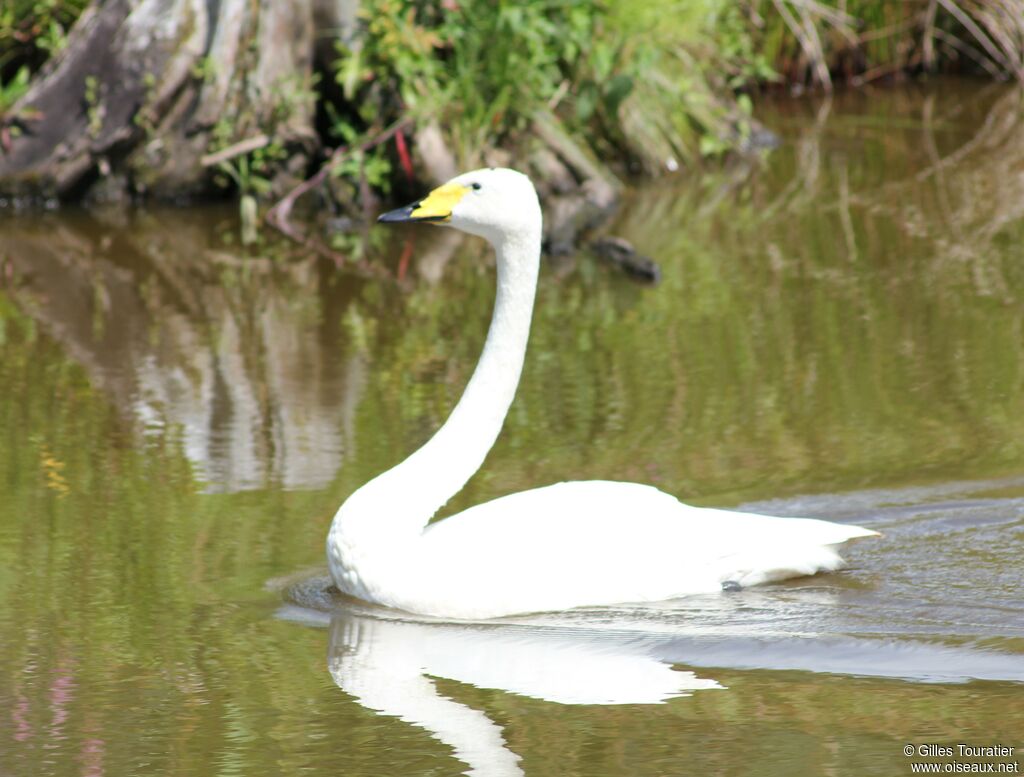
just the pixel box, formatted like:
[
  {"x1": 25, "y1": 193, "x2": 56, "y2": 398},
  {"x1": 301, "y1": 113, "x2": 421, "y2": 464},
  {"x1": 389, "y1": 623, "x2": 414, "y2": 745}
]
[{"x1": 0, "y1": 1, "x2": 1021, "y2": 249}]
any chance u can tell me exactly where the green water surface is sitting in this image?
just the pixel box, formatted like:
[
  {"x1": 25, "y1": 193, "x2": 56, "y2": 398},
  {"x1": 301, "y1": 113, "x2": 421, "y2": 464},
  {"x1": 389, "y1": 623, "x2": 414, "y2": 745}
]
[{"x1": 1, "y1": 79, "x2": 1022, "y2": 776}]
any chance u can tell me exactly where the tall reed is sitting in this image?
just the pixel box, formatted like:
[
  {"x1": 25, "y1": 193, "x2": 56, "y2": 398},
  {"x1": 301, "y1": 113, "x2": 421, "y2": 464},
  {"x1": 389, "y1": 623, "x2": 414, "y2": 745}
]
[{"x1": 758, "y1": 0, "x2": 1024, "y2": 88}]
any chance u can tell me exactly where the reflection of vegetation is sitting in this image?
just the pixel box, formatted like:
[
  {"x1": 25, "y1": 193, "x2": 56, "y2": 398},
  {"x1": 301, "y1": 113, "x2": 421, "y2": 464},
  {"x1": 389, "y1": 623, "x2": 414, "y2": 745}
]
[
  {"x1": 0, "y1": 309, "x2": 1020, "y2": 776},
  {"x1": 0, "y1": 314, "x2": 338, "y2": 773},
  {"x1": 0, "y1": 207, "x2": 366, "y2": 491}
]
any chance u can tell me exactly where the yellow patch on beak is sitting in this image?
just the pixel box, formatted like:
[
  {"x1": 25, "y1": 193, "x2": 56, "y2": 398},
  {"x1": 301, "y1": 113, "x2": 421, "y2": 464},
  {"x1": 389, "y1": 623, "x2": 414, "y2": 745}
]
[{"x1": 410, "y1": 182, "x2": 470, "y2": 222}]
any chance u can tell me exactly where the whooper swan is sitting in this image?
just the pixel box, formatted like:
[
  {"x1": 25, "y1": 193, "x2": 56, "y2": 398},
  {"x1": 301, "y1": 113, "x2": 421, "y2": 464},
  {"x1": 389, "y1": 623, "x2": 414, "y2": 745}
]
[{"x1": 326, "y1": 168, "x2": 878, "y2": 619}]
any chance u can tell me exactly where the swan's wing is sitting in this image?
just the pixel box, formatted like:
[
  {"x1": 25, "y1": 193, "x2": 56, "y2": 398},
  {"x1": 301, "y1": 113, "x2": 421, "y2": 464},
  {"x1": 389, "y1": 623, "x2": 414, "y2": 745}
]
[{"x1": 415, "y1": 481, "x2": 877, "y2": 618}]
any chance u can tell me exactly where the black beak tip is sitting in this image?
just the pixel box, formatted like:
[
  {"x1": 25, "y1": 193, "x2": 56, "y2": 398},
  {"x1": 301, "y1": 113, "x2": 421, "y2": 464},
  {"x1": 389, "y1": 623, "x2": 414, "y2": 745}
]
[{"x1": 377, "y1": 205, "x2": 415, "y2": 224}]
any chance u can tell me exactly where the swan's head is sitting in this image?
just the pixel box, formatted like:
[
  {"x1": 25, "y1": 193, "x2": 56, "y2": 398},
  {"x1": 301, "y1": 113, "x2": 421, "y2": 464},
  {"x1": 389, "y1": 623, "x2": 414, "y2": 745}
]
[{"x1": 378, "y1": 168, "x2": 541, "y2": 243}]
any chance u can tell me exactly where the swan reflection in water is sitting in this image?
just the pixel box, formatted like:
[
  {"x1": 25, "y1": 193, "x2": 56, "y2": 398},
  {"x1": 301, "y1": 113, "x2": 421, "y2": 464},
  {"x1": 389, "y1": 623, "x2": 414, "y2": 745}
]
[{"x1": 280, "y1": 595, "x2": 722, "y2": 777}]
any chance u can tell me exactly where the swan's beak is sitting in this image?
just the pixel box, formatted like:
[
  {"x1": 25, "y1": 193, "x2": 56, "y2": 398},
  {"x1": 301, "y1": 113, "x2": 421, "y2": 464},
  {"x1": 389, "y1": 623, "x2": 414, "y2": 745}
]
[
  {"x1": 377, "y1": 204, "x2": 420, "y2": 223},
  {"x1": 377, "y1": 182, "x2": 470, "y2": 224}
]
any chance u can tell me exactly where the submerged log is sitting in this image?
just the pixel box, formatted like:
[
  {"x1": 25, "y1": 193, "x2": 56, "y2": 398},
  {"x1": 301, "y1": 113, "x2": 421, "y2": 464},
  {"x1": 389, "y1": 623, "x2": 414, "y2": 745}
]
[
  {"x1": 0, "y1": 0, "x2": 318, "y2": 204},
  {"x1": 589, "y1": 236, "x2": 661, "y2": 283}
]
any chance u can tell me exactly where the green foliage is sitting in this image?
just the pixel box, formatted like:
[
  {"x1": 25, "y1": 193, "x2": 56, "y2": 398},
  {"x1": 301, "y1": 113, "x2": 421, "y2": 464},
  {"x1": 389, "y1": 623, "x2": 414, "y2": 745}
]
[
  {"x1": 83, "y1": 73, "x2": 101, "y2": 137},
  {"x1": 341, "y1": 0, "x2": 444, "y2": 110},
  {"x1": 0, "y1": 0, "x2": 88, "y2": 75},
  {"x1": 436, "y1": 0, "x2": 601, "y2": 150},
  {"x1": 331, "y1": 0, "x2": 609, "y2": 157},
  {"x1": 206, "y1": 73, "x2": 315, "y2": 219},
  {"x1": 323, "y1": 102, "x2": 394, "y2": 193},
  {"x1": 324, "y1": 0, "x2": 1024, "y2": 191},
  {"x1": 327, "y1": 0, "x2": 765, "y2": 187},
  {"x1": 210, "y1": 123, "x2": 287, "y2": 197},
  {"x1": 580, "y1": 2, "x2": 775, "y2": 169},
  {"x1": 0, "y1": 63, "x2": 29, "y2": 113}
]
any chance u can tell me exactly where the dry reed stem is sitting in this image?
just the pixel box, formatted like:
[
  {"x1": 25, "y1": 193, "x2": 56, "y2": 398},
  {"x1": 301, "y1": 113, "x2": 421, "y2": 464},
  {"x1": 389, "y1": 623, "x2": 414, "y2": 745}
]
[{"x1": 768, "y1": 0, "x2": 1024, "y2": 85}]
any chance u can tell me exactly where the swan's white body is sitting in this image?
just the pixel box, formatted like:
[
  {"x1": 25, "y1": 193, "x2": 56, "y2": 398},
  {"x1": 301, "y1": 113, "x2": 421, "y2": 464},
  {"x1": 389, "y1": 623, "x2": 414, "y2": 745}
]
[{"x1": 327, "y1": 168, "x2": 878, "y2": 620}]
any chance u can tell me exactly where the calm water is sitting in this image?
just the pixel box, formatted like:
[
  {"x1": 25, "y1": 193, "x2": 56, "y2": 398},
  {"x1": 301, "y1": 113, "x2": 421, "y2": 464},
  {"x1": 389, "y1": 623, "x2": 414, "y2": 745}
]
[{"x1": 2, "y1": 80, "x2": 1023, "y2": 776}]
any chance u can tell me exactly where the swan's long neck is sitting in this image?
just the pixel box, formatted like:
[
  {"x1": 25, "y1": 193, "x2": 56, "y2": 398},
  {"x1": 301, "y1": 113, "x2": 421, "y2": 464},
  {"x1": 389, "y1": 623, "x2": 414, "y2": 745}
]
[{"x1": 332, "y1": 227, "x2": 541, "y2": 554}]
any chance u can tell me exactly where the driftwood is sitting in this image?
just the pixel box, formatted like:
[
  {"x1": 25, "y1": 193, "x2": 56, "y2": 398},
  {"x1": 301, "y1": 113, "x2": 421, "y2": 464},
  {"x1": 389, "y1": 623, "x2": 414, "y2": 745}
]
[{"x1": 0, "y1": 0, "x2": 318, "y2": 203}]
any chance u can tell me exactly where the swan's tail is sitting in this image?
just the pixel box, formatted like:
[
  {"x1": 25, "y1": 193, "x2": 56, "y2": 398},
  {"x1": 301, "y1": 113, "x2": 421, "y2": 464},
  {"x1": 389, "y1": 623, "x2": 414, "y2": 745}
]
[{"x1": 711, "y1": 514, "x2": 880, "y2": 589}]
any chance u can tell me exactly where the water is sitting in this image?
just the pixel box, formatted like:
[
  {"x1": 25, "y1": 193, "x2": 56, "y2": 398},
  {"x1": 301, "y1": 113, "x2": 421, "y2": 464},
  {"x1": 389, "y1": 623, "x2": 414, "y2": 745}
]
[{"x1": 1, "y1": 79, "x2": 1023, "y2": 776}]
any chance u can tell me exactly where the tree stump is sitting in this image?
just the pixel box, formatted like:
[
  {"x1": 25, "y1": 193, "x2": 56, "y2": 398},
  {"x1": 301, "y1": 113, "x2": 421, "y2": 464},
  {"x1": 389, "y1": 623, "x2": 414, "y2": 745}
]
[{"x1": 0, "y1": 0, "x2": 318, "y2": 204}]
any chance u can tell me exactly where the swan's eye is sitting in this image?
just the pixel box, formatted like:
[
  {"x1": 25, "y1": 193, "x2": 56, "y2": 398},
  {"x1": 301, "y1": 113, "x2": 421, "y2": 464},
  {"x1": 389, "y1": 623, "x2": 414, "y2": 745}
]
[{"x1": 470, "y1": 182, "x2": 482, "y2": 191}]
